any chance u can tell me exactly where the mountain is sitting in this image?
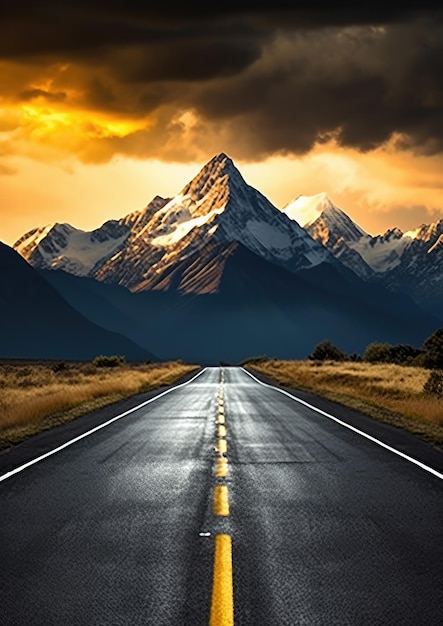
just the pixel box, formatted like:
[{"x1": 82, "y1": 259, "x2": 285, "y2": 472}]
[
  {"x1": 0, "y1": 242, "x2": 154, "y2": 361},
  {"x1": 282, "y1": 192, "x2": 414, "y2": 275},
  {"x1": 380, "y1": 220, "x2": 443, "y2": 318},
  {"x1": 15, "y1": 153, "x2": 331, "y2": 294},
  {"x1": 283, "y1": 193, "x2": 443, "y2": 318},
  {"x1": 282, "y1": 193, "x2": 374, "y2": 280},
  {"x1": 11, "y1": 153, "x2": 442, "y2": 361},
  {"x1": 39, "y1": 242, "x2": 439, "y2": 363},
  {"x1": 283, "y1": 192, "x2": 367, "y2": 244}
]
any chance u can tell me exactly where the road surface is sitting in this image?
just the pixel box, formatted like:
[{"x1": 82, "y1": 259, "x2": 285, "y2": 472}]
[{"x1": 1, "y1": 367, "x2": 442, "y2": 625}]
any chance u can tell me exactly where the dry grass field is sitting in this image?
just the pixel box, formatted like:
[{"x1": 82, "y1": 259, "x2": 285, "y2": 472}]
[
  {"x1": 0, "y1": 360, "x2": 198, "y2": 451},
  {"x1": 248, "y1": 360, "x2": 443, "y2": 449}
]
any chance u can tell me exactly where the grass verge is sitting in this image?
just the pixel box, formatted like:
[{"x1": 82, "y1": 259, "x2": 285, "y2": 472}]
[
  {"x1": 247, "y1": 360, "x2": 443, "y2": 450},
  {"x1": 0, "y1": 360, "x2": 199, "y2": 452}
]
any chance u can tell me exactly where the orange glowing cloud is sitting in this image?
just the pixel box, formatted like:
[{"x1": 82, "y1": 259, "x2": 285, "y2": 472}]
[{"x1": 1, "y1": 7, "x2": 443, "y2": 246}]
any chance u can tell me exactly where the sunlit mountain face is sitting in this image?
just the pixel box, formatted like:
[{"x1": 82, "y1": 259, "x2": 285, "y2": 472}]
[
  {"x1": 15, "y1": 153, "x2": 331, "y2": 294},
  {"x1": 7, "y1": 152, "x2": 440, "y2": 362},
  {"x1": 14, "y1": 153, "x2": 443, "y2": 319}
]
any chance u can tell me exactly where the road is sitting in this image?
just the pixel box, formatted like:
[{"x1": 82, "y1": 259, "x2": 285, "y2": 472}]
[{"x1": 1, "y1": 366, "x2": 442, "y2": 625}]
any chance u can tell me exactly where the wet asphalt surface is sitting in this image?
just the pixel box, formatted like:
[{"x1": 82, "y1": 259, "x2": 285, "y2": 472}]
[{"x1": 1, "y1": 367, "x2": 442, "y2": 625}]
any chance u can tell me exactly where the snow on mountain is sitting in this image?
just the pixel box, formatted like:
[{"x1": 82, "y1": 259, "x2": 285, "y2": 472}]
[
  {"x1": 15, "y1": 153, "x2": 331, "y2": 294},
  {"x1": 381, "y1": 219, "x2": 443, "y2": 316},
  {"x1": 15, "y1": 221, "x2": 131, "y2": 276},
  {"x1": 282, "y1": 192, "x2": 440, "y2": 275},
  {"x1": 96, "y1": 153, "x2": 332, "y2": 292},
  {"x1": 349, "y1": 227, "x2": 411, "y2": 273},
  {"x1": 428, "y1": 232, "x2": 443, "y2": 254},
  {"x1": 350, "y1": 220, "x2": 443, "y2": 275},
  {"x1": 13, "y1": 154, "x2": 443, "y2": 314},
  {"x1": 283, "y1": 192, "x2": 366, "y2": 239},
  {"x1": 281, "y1": 190, "x2": 443, "y2": 314},
  {"x1": 281, "y1": 193, "x2": 373, "y2": 278}
]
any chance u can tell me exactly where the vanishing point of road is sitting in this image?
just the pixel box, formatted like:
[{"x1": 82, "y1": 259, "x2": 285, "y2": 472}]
[{"x1": 1, "y1": 367, "x2": 442, "y2": 625}]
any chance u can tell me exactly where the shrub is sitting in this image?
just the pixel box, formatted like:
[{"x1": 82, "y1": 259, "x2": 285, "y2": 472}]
[
  {"x1": 364, "y1": 342, "x2": 393, "y2": 363},
  {"x1": 363, "y1": 342, "x2": 421, "y2": 365},
  {"x1": 309, "y1": 340, "x2": 348, "y2": 361},
  {"x1": 423, "y1": 370, "x2": 443, "y2": 397},
  {"x1": 389, "y1": 344, "x2": 422, "y2": 365},
  {"x1": 92, "y1": 355, "x2": 126, "y2": 368},
  {"x1": 422, "y1": 328, "x2": 443, "y2": 369}
]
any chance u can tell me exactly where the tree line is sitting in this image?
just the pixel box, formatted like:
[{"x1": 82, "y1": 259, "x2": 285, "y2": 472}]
[{"x1": 309, "y1": 328, "x2": 443, "y2": 370}]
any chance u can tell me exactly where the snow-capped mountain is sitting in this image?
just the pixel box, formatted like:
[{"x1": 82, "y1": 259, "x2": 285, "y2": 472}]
[
  {"x1": 350, "y1": 227, "x2": 412, "y2": 273},
  {"x1": 14, "y1": 220, "x2": 131, "y2": 276},
  {"x1": 282, "y1": 193, "x2": 374, "y2": 279},
  {"x1": 381, "y1": 219, "x2": 443, "y2": 317},
  {"x1": 283, "y1": 192, "x2": 367, "y2": 244},
  {"x1": 281, "y1": 192, "x2": 443, "y2": 317},
  {"x1": 12, "y1": 156, "x2": 442, "y2": 360},
  {"x1": 15, "y1": 153, "x2": 331, "y2": 293}
]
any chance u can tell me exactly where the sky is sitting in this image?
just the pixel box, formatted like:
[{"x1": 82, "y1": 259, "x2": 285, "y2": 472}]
[{"x1": 2, "y1": 3, "x2": 443, "y2": 245}]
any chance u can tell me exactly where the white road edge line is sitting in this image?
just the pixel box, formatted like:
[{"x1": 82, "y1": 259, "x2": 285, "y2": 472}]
[
  {"x1": 0, "y1": 367, "x2": 208, "y2": 483},
  {"x1": 241, "y1": 367, "x2": 443, "y2": 481}
]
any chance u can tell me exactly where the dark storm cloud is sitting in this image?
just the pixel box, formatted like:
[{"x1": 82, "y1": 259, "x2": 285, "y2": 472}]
[
  {"x1": 182, "y1": 19, "x2": 443, "y2": 158},
  {"x1": 113, "y1": 39, "x2": 261, "y2": 82},
  {"x1": 2, "y1": 2, "x2": 443, "y2": 160},
  {"x1": 2, "y1": 3, "x2": 440, "y2": 59}
]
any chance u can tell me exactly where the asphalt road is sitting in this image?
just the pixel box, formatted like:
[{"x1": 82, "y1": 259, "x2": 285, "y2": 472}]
[{"x1": 1, "y1": 367, "x2": 442, "y2": 625}]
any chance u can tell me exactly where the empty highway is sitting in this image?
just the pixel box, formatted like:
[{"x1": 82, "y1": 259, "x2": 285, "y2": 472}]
[{"x1": 1, "y1": 367, "x2": 442, "y2": 625}]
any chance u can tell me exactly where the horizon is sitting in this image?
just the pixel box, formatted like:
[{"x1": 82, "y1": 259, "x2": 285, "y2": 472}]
[{"x1": 2, "y1": 5, "x2": 443, "y2": 245}]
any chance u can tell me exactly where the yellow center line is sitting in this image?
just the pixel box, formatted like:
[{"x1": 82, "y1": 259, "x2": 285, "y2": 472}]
[
  {"x1": 218, "y1": 425, "x2": 226, "y2": 438},
  {"x1": 215, "y1": 457, "x2": 228, "y2": 478},
  {"x1": 218, "y1": 415, "x2": 225, "y2": 425},
  {"x1": 210, "y1": 534, "x2": 234, "y2": 626},
  {"x1": 218, "y1": 439, "x2": 227, "y2": 455},
  {"x1": 213, "y1": 484, "x2": 230, "y2": 516}
]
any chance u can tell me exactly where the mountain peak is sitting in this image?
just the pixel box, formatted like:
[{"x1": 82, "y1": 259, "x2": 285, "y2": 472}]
[
  {"x1": 14, "y1": 153, "x2": 331, "y2": 293},
  {"x1": 179, "y1": 152, "x2": 245, "y2": 207},
  {"x1": 281, "y1": 192, "x2": 368, "y2": 254},
  {"x1": 282, "y1": 192, "x2": 336, "y2": 227},
  {"x1": 211, "y1": 151, "x2": 232, "y2": 163}
]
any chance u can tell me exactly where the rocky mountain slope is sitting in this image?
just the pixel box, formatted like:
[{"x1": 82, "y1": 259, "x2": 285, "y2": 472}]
[
  {"x1": 283, "y1": 193, "x2": 443, "y2": 318},
  {"x1": 15, "y1": 154, "x2": 331, "y2": 294}
]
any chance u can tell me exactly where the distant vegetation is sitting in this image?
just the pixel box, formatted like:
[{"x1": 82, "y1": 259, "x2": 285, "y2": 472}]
[
  {"x1": 0, "y1": 360, "x2": 198, "y2": 450},
  {"x1": 307, "y1": 328, "x2": 443, "y2": 371},
  {"x1": 92, "y1": 355, "x2": 126, "y2": 367},
  {"x1": 309, "y1": 340, "x2": 349, "y2": 362},
  {"x1": 245, "y1": 328, "x2": 443, "y2": 450}
]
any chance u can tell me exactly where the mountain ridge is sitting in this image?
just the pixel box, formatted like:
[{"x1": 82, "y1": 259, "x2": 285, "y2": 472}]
[
  {"x1": 7, "y1": 153, "x2": 443, "y2": 361},
  {"x1": 39, "y1": 243, "x2": 440, "y2": 362},
  {"x1": 288, "y1": 192, "x2": 443, "y2": 316},
  {"x1": 15, "y1": 153, "x2": 332, "y2": 294},
  {"x1": 0, "y1": 241, "x2": 155, "y2": 360}
]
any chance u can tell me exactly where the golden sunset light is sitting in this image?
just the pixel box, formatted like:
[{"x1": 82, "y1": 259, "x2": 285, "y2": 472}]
[{"x1": 1, "y1": 4, "x2": 443, "y2": 244}]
